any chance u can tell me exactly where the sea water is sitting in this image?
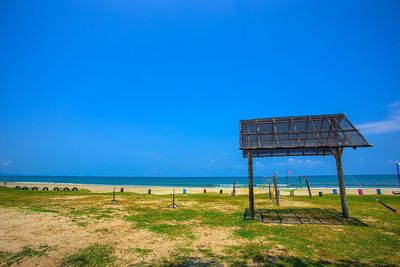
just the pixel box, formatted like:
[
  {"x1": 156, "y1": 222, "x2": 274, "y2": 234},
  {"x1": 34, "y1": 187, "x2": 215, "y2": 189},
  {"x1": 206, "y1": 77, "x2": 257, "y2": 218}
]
[{"x1": 1, "y1": 174, "x2": 398, "y2": 188}]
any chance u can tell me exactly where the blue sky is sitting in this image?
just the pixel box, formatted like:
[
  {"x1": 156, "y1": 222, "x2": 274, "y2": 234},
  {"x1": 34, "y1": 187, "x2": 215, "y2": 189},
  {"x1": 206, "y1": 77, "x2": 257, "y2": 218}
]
[{"x1": 0, "y1": 0, "x2": 399, "y2": 177}]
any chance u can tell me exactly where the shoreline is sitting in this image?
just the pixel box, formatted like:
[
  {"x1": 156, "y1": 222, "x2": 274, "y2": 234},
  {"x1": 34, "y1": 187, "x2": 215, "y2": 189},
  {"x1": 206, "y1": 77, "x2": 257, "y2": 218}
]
[{"x1": 3, "y1": 182, "x2": 398, "y2": 195}]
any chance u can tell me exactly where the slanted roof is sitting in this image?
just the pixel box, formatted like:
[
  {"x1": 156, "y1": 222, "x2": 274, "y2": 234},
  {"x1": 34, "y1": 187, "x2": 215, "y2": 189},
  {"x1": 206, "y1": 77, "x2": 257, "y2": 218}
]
[{"x1": 240, "y1": 114, "x2": 371, "y2": 158}]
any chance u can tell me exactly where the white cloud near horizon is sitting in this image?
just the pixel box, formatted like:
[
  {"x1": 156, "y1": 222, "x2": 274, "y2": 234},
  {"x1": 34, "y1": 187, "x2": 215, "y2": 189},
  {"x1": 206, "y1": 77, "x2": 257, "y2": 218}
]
[
  {"x1": 357, "y1": 101, "x2": 400, "y2": 134},
  {"x1": 287, "y1": 158, "x2": 323, "y2": 167},
  {"x1": 233, "y1": 157, "x2": 323, "y2": 170},
  {"x1": 254, "y1": 161, "x2": 266, "y2": 169}
]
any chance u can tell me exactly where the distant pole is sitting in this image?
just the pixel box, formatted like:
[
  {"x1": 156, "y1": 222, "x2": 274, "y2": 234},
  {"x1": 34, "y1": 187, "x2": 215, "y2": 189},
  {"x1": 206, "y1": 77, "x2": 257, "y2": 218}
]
[
  {"x1": 248, "y1": 151, "x2": 255, "y2": 219},
  {"x1": 169, "y1": 189, "x2": 178, "y2": 208},
  {"x1": 111, "y1": 186, "x2": 118, "y2": 204},
  {"x1": 273, "y1": 175, "x2": 279, "y2": 206},
  {"x1": 396, "y1": 161, "x2": 400, "y2": 187},
  {"x1": 268, "y1": 177, "x2": 272, "y2": 199},
  {"x1": 232, "y1": 180, "x2": 236, "y2": 196},
  {"x1": 334, "y1": 148, "x2": 349, "y2": 219},
  {"x1": 286, "y1": 170, "x2": 289, "y2": 188},
  {"x1": 305, "y1": 177, "x2": 312, "y2": 197}
]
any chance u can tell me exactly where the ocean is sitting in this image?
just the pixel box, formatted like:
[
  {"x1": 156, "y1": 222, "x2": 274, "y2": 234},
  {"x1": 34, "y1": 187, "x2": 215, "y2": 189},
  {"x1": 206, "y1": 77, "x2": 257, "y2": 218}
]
[{"x1": 1, "y1": 174, "x2": 399, "y2": 188}]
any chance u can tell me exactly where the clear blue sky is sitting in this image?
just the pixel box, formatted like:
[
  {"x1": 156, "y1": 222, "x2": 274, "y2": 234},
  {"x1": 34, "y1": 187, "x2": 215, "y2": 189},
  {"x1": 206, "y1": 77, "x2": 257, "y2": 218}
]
[{"x1": 1, "y1": 0, "x2": 399, "y2": 177}]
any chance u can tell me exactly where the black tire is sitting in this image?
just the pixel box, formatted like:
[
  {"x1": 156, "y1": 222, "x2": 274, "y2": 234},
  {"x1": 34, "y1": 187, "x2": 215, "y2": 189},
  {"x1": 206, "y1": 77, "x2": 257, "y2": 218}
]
[
  {"x1": 22, "y1": 186, "x2": 28, "y2": 190},
  {"x1": 15, "y1": 186, "x2": 21, "y2": 189},
  {"x1": 32, "y1": 187, "x2": 38, "y2": 191},
  {"x1": 43, "y1": 187, "x2": 49, "y2": 191},
  {"x1": 63, "y1": 187, "x2": 69, "y2": 191},
  {"x1": 53, "y1": 187, "x2": 59, "y2": 191},
  {"x1": 72, "y1": 187, "x2": 78, "y2": 191}
]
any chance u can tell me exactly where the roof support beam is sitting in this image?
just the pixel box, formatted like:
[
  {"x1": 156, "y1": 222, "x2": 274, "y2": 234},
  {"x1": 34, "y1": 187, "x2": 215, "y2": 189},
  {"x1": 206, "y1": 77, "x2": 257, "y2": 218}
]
[
  {"x1": 332, "y1": 147, "x2": 349, "y2": 219},
  {"x1": 248, "y1": 151, "x2": 255, "y2": 219}
]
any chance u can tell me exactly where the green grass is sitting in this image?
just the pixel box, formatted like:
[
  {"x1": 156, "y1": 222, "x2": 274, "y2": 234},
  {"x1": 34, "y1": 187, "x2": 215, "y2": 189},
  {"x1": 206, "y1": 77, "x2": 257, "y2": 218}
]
[
  {"x1": 122, "y1": 207, "x2": 243, "y2": 239},
  {"x1": 149, "y1": 223, "x2": 195, "y2": 239},
  {"x1": 129, "y1": 247, "x2": 152, "y2": 257},
  {"x1": 61, "y1": 244, "x2": 114, "y2": 267},
  {"x1": 68, "y1": 207, "x2": 116, "y2": 220},
  {"x1": 0, "y1": 188, "x2": 399, "y2": 266},
  {"x1": 95, "y1": 227, "x2": 109, "y2": 233},
  {"x1": 0, "y1": 245, "x2": 49, "y2": 266},
  {"x1": 30, "y1": 207, "x2": 59, "y2": 213}
]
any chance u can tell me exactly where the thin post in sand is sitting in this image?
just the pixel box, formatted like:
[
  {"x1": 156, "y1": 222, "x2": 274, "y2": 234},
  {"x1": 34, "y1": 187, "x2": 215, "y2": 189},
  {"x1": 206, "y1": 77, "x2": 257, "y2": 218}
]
[
  {"x1": 305, "y1": 177, "x2": 312, "y2": 197},
  {"x1": 268, "y1": 176, "x2": 272, "y2": 199},
  {"x1": 110, "y1": 186, "x2": 118, "y2": 204},
  {"x1": 273, "y1": 175, "x2": 279, "y2": 206},
  {"x1": 169, "y1": 189, "x2": 178, "y2": 208}
]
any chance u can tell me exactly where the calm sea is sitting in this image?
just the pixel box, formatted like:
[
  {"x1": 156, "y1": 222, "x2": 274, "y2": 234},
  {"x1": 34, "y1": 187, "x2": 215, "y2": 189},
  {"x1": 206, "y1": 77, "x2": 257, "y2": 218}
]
[{"x1": 1, "y1": 174, "x2": 399, "y2": 188}]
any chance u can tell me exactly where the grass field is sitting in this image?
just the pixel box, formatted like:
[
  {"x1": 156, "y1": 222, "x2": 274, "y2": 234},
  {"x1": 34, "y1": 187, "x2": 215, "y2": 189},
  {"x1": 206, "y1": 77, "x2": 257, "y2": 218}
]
[{"x1": 0, "y1": 187, "x2": 399, "y2": 266}]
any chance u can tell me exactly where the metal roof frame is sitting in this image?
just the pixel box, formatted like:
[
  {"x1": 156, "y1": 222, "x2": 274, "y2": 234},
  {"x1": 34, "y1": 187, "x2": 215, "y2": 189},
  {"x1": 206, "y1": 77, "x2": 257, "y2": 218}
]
[{"x1": 240, "y1": 114, "x2": 371, "y2": 158}]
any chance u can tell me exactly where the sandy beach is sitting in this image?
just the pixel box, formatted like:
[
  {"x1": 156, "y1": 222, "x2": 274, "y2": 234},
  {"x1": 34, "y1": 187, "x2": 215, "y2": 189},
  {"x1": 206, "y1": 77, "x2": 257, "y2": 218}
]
[{"x1": 4, "y1": 182, "x2": 398, "y2": 195}]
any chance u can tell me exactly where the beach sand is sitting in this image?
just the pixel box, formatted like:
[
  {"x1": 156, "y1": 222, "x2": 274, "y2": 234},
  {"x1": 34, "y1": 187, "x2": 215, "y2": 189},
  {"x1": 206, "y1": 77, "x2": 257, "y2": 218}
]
[{"x1": 5, "y1": 182, "x2": 398, "y2": 195}]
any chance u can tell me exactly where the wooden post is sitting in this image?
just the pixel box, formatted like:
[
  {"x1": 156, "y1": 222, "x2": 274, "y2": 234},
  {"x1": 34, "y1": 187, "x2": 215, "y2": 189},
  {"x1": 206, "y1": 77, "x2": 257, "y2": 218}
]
[
  {"x1": 305, "y1": 177, "x2": 312, "y2": 197},
  {"x1": 111, "y1": 186, "x2": 118, "y2": 204},
  {"x1": 268, "y1": 177, "x2": 272, "y2": 199},
  {"x1": 286, "y1": 172, "x2": 289, "y2": 188},
  {"x1": 334, "y1": 148, "x2": 349, "y2": 219},
  {"x1": 232, "y1": 180, "x2": 236, "y2": 196},
  {"x1": 273, "y1": 175, "x2": 279, "y2": 206},
  {"x1": 248, "y1": 151, "x2": 255, "y2": 219},
  {"x1": 169, "y1": 189, "x2": 178, "y2": 208}
]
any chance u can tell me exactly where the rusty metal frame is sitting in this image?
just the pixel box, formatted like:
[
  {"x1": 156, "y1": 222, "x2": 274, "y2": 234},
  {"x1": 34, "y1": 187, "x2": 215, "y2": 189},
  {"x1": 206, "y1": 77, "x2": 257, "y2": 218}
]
[{"x1": 240, "y1": 114, "x2": 371, "y2": 158}]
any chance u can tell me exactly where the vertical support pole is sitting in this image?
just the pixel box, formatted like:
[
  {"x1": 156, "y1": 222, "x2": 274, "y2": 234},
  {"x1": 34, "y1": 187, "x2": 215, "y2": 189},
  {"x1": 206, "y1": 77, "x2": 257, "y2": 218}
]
[
  {"x1": 232, "y1": 180, "x2": 236, "y2": 196},
  {"x1": 169, "y1": 189, "x2": 178, "y2": 208},
  {"x1": 335, "y1": 148, "x2": 349, "y2": 219},
  {"x1": 273, "y1": 175, "x2": 279, "y2": 206},
  {"x1": 248, "y1": 151, "x2": 255, "y2": 219},
  {"x1": 396, "y1": 161, "x2": 400, "y2": 186},
  {"x1": 305, "y1": 177, "x2": 312, "y2": 197},
  {"x1": 268, "y1": 177, "x2": 272, "y2": 199},
  {"x1": 286, "y1": 170, "x2": 289, "y2": 188},
  {"x1": 111, "y1": 186, "x2": 117, "y2": 204}
]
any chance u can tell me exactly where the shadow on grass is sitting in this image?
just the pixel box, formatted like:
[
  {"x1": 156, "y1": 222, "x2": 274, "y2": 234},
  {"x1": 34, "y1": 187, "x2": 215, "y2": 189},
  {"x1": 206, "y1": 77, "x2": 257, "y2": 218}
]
[
  {"x1": 244, "y1": 208, "x2": 367, "y2": 226},
  {"x1": 157, "y1": 255, "x2": 396, "y2": 267}
]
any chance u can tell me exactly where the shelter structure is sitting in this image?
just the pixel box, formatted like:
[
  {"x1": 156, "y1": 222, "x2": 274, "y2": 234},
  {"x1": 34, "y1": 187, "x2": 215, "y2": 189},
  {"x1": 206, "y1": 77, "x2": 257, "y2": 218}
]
[{"x1": 239, "y1": 114, "x2": 372, "y2": 219}]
